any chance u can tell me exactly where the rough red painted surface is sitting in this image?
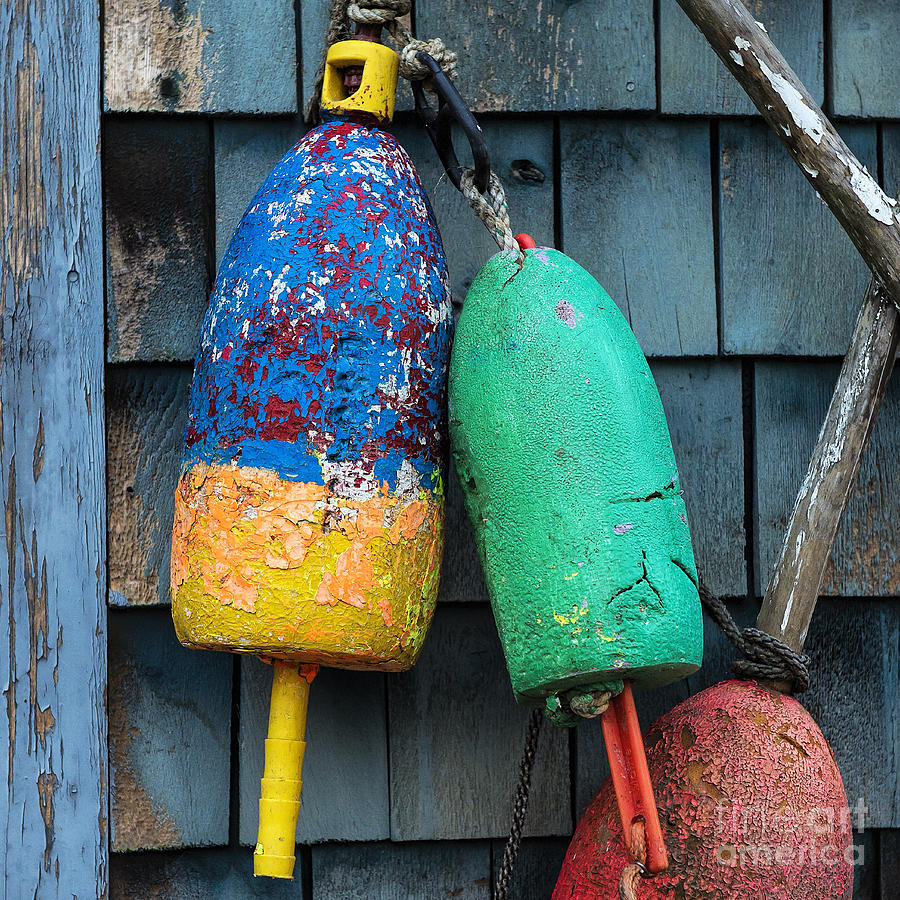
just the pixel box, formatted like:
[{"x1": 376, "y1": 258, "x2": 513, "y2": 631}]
[{"x1": 554, "y1": 681, "x2": 852, "y2": 899}]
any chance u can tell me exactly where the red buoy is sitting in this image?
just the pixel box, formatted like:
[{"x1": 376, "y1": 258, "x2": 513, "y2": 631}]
[{"x1": 554, "y1": 681, "x2": 853, "y2": 900}]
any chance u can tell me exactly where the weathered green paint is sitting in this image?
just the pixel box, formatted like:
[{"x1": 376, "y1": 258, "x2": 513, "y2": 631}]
[{"x1": 448, "y1": 248, "x2": 703, "y2": 707}]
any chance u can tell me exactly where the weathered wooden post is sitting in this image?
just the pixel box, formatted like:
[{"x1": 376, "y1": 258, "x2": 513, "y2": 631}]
[{"x1": 0, "y1": 0, "x2": 108, "y2": 896}]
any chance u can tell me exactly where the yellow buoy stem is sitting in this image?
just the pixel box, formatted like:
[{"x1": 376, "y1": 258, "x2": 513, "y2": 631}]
[{"x1": 253, "y1": 661, "x2": 318, "y2": 879}]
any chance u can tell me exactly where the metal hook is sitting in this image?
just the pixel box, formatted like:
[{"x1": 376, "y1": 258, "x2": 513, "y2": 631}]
[{"x1": 411, "y1": 53, "x2": 490, "y2": 194}]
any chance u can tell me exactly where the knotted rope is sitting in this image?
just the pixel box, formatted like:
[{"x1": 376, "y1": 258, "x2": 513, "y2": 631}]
[
  {"x1": 699, "y1": 584, "x2": 811, "y2": 693},
  {"x1": 495, "y1": 708, "x2": 543, "y2": 900},
  {"x1": 460, "y1": 170, "x2": 522, "y2": 259}
]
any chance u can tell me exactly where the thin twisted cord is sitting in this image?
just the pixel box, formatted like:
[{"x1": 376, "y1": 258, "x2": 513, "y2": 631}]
[
  {"x1": 495, "y1": 708, "x2": 543, "y2": 900},
  {"x1": 460, "y1": 170, "x2": 522, "y2": 258},
  {"x1": 699, "y1": 584, "x2": 811, "y2": 693}
]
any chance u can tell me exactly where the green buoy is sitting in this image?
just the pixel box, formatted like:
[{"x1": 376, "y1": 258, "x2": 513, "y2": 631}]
[{"x1": 449, "y1": 246, "x2": 703, "y2": 716}]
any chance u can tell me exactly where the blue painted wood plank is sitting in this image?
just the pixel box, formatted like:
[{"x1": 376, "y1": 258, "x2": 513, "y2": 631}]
[
  {"x1": 239, "y1": 657, "x2": 390, "y2": 844},
  {"x1": 755, "y1": 361, "x2": 900, "y2": 596},
  {"x1": 389, "y1": 606, "x2": 570, "y2": 841},
  {"x1": 111, "y1": 847, "x2": 300, "y2": 898},
  {"x1": 395, "y1": 119, "x2": 555, "y2": 307},
  {"x1": 802, "y1": 599, "x2": 900, "y2": 828},
  {"x1": 416, "y1": 0, "x2": 655, "y2": 112},
  {"x1": 311, "y1": 840, "x2": 491, "y2": 899},
  {"x1": 104, "y1": 0, "x2": 296, "y2": 113},
  {"x1": 0, "y1": 1, "x2": 107, "y2": 894},
  {"x1": 560, "y1": 118, "x2": 718, "y2": 357},
  {"x1": 109, "y1": 610, "x2": 232, "y2": 849},
  {"x1": 720, "y1": 122, "x2": 876, "y2": 355},
  {"x1": 107, "y1": 366, "x2": 191, "y2": 607},
  {"x1": 105, "y1": 117, "x2": 211, "y2": 362},
  {"x1": 881, "y1": 125, "x2": 900, "y2": 197},
  {"x1": 214, "y1": 120, "x2": 306, "y2": 268},
  {"x1": 832, "y1": 1, "x2": 900, "y2": 118},
  {"x1": 659, "y1": 0, "x2": 824, "y2": 115},
  {"x1": 651, "y1": 361, "x2": 746, "y2": 596},
  {"x1": 490, "y1": 838, "x2": 568, "y2": 900}
]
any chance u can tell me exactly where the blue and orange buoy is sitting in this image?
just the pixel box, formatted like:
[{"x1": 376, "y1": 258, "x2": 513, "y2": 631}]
[{"x1": 170, "y1": 30, "x2": 451, "y2": 877}]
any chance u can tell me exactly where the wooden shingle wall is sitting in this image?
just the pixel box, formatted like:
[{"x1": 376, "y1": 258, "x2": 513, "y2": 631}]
[{"x1": 103, "y1": 2, "x2": 899, "y2": 896}]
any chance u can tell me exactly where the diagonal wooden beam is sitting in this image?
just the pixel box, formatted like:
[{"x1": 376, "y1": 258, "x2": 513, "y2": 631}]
[
  {"x1": 675, "y1": 0, "x2": 900, "y2": 308},
  {"x1": 675, "y1": 1, "x2": 900, "y2": 664}
]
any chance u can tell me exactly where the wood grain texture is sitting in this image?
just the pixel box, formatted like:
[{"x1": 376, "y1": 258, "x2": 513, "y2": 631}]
[
  {"x1": 389, "y1": 606, "x2": 570, "y2": 841},
  {"x1": 109, "y1": 609, "x2": 232, "y2": 850},
  {"x1": 311, "y1": 840, "x2": 491, "y2": 899},
  {"x1": 1, "y1": 1, "x2": 108, "y2": 894},
  {"x1": 651, "y1": 361, "x2": 746, "y2": 597},
  {"x1": 660, "y1": 0, "x2": 824, "y2": 115},
  {"x1": 831, "y1": 1, "x2": 900, "y2": 118},
  {"x1": 882, "y1": 125, "x2": 900, "y2": 197},
  {"x1": 490, "y1": 837, "x2": 568, "y2": 900},
  {"x1": 415, "y1": 0, "x2": 655, "y2": 112},
  {"x1": 111, "y1": 847, "x2": 300, "y2": 898},
  {"x1": 756, "y1": 361, "x2": 900, "y2": 596},
  {"x1": 757, "y1": 282, "x2": 899, "y2": 654},
  {"x1": 104, "y1": 0, "x2": 296, "y2": 113},
  {"x1": 107, "y1": 366, "x2": 191, "y2": 608},
  {"x1": 676, "y1": 0, "x2": 900, "y2": 313},
  {"x1": 801, "y1": 599, "x2": 900, "y2": 828},
  {"x1": 214, "y1": 119, "x2": 306, "y2": 268},
  {"x1": 720, "y1": 122, "x2": 875, "y2": 355},
  {"x1": 396, "y1": 119, "x2": 554, "y2": 307},
  {"x1": 437, "y1": 465, "x2": 489, "y2": 605},
  {"x1": 560, "y1": 118, "x2": 717, "y2": 357},
  {"x1": 105, "y1": 117, "x2": 210, "y2": 362},
  {"x1": 239, "y1": 657, "x2": 389, "y2": 844}
]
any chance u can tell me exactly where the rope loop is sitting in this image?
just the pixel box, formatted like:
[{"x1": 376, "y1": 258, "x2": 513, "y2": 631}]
[
  {"x1": 618, "y1": 819, "x2": 647, "y2": 900},
  {"x1": 398, "y1": 37, "x2": 458, "y2": 84},
  {"x1": 699, "y1": 584, "x2": 811, "y2": 693},
  {"x1": 460, "y1": 169, "x2": 523, "y2": 259},
  {"x1": 347, "y1": 0, "x2": 411, "y2": 25}
]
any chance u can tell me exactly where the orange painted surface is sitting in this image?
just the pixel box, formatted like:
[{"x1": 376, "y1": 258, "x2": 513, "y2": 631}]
[{"x1": 171, "y1": 461, "x2": 443, "y2": 670}]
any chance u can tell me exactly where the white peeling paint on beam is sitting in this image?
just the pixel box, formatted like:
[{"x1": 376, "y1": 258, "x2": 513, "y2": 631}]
[
  {"x1": 752, "y1": 52, "x2": 825, "y2": 144},
  {"x1": 729, "y1": 50, "x2": 744, "y2": 66}
]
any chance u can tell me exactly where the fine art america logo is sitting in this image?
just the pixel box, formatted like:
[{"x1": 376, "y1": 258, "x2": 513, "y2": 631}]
[{"x1": 713, "y1": 797, "x2": 868, "y2": 868}]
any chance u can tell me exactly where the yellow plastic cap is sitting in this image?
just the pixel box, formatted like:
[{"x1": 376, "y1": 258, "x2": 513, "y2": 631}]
[{"x1": 321, "y1": 40, "x2": 399, "y2": 123}]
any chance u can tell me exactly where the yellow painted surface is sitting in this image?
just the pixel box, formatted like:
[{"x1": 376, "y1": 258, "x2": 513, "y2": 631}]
[{"x1": 171, "y1": 461, "x2": 443, "y2": 670}]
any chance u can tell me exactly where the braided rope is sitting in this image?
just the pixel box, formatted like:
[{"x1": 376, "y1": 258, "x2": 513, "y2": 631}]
[
  {"x1": 495, "y1": 708, "x2": 543, "y2": 900},
  {"x1": 699, "y1": 584, "x2": 811, "y2": 693},
  {"x1": 618, "y1": 820, "x2": 646, "y2": 900},
  {"x1": 460, "y1": 170, "x2": 522, "y2": 258}
]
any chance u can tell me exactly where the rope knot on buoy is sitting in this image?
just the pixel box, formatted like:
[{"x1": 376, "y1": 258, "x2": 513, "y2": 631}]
[{"x1": 700, "y1": 585, "x2": 811, "y2": 693}]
